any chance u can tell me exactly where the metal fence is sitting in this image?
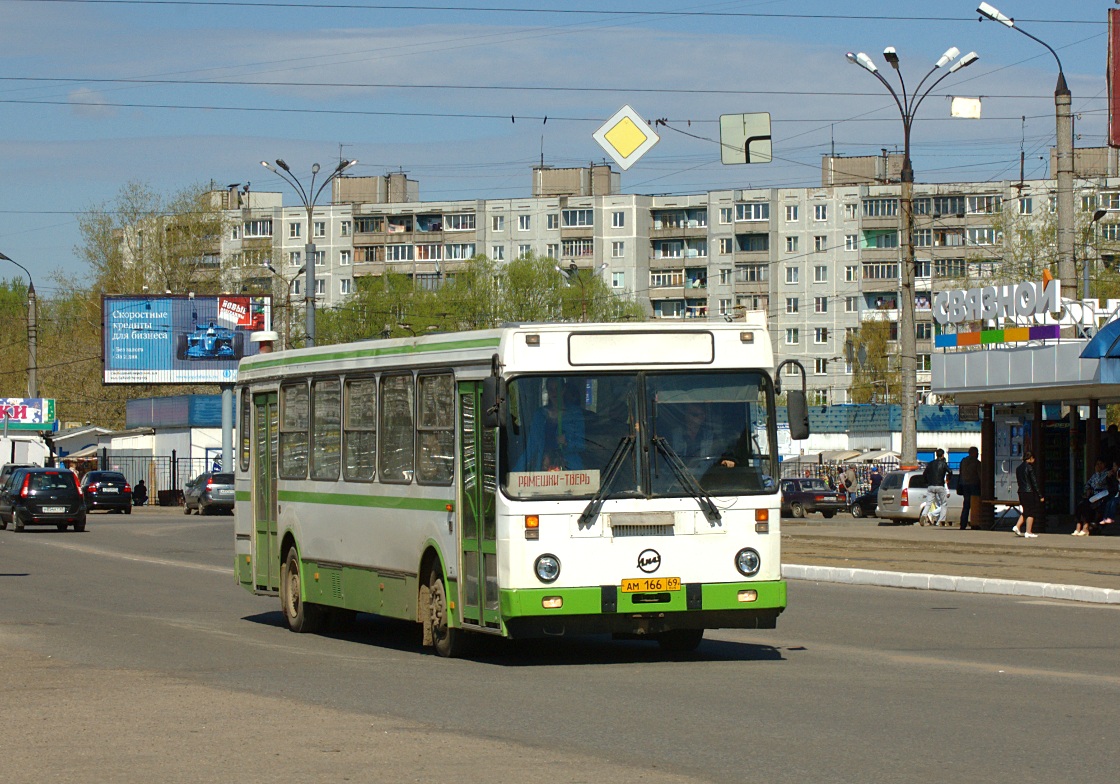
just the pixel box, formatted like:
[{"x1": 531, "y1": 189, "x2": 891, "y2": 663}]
[
  {"x1": 780, "y1": 458, "x2": 901, "y2": 496},
  {"x1": 66, "y1": 453, "x2": 221, "y2": 506}
]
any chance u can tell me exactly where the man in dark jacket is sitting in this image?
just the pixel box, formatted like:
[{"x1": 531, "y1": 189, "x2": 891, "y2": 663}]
[
  {"x1": 1013, "y1": 452, "x2": 1044, "y2": 538},
  {"x1": 957, "y1": 446, "x2": 981, "y2": 529},
  {"x1": 923, "y1": 448, "x2": 952, "y2": 526}
]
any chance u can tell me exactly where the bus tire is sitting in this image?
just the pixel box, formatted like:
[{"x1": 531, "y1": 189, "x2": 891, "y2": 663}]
[
  {"x1": 427, "y1": 569, "x2": 465, "y2": 658},
  {"x1": 281, "y1": 547, "x2": 325, "y2": 633},
  {"x1": 658, "y1": 628, "x2": 704, "y2": 652}
]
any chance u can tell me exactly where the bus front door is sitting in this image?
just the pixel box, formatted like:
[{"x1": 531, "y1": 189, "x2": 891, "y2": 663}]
[
  {"x1": 458, "y1": 382, "x2": 500, "y2": 630},
  {"x1": 253, "y1": 392, "x2": 280, "y2": 591}
]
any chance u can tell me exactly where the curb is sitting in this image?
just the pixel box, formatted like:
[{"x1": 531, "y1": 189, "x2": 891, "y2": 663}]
[{"x1": 783, "y1": 564, "x2": 1120, "y2": 605}]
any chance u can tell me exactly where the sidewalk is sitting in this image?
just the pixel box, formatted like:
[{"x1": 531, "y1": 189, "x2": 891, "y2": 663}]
[{"x1": 782, "y1": 517, "x2": 1120, "y2": 603}]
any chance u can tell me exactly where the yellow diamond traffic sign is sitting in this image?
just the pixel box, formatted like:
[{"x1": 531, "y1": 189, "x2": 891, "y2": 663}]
[{"x1": 593, "y1": 105, "x2": 659, "y2": 171}]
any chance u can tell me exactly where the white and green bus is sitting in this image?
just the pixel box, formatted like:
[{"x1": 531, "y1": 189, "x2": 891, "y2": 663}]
[{"x1": 233, "y1": 320, "x2": 808, "y2": 655}]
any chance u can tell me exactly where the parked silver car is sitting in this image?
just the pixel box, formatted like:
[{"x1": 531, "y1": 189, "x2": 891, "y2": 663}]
[
  {"x1": 183, "y1": 472, "x2": 235, "y2": 515},
  {"x1": 875, "y1": 468, "x2": 963, "y2": 525}
]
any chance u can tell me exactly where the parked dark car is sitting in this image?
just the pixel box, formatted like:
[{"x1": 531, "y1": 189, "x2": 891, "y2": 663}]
[
  {"x1": 0, "y1": 462, "x2": 35, "y2": 491},
  {"x1": 0, "y1": 467, "x2": 86, "y2": 532},
  {"x1": 780, "y1": 477, "x2": 848, "y2": 518},
  {"x1": 80, "y1": 470, "x2": 133, "y2": 514},
  {"x1": 184, "y1": 472, "x2": 235, "y2": 515},
  {"x1": 850, "y1": 489, "x2": 880, "y2": 518}
]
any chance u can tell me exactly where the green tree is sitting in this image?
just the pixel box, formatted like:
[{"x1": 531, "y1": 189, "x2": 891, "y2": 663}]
[{"x1": 847, "y1": 317, "x2": 900, "y2": 404}]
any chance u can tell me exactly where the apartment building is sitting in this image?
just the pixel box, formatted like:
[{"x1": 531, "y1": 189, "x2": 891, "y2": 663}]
[{"x1": 215, "y1": 155, "x2": 1120, "y2": 404}]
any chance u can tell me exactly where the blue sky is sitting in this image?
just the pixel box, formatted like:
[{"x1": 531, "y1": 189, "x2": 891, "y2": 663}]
[{"x1": 0, "y1": 0, "x2": 1109, "y2": 292}]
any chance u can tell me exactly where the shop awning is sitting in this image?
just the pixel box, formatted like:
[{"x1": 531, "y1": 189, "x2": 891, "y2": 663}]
[{"x1": 1080, "y1": 318, "x2": 1120, "y2": 359}]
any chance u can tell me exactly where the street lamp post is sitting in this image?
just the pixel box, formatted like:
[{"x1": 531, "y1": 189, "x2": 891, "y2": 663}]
[
  {"x1": 264, "y1": 262, "x2": 304, "y2": 349},
  {"x1": 1083, "y1": 208, "x2": 1108, "y2": 300},
  {"x1": 556, "y1": 262, "x2": 608, "y2": 321},
  {"x1": 977, "y1": 3, "x2": 1074, "y2": 290},
  {"x1": 846, "y1": 46, "x2": 978, "y2": 465},
  {"x1": 260, "y1": 158, "x2": 357, "y2": 347},
  {"x1": 0, "y1": 251, "x2": 37, "y2": 398}
]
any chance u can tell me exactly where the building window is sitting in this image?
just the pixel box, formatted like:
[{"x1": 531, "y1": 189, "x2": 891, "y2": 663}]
[
  {"x1": 720, "y1": 237, "x2": 734, "y2": 254},
  {"x1": 917, "y1": 354, "x2": 932, "y2": 372},
  {"x1": 737, "y1": 203, "x2": 769, "y2": 221},
  {"x1": 288, "y1": 251, "x2": 301, "y2": 267},
  {"x1": 814, "y1": 358, "x2": 828, "y2": 375},
  {"x1": 845, "y1": 296, "x2": 858, "y2": 313},
  {"x1": 967, "y1": 227, "x2": 999, "y2": 246},
  {"x1": 814, "y1": 235, "x2": 827, "y2": 252},
  {"x1": 289, "y1": 222, "x2": 301, "y2": 239},
  {"x1": 562, "y1": 238, "x2": 594, "y2": 257},
  {"x1": 786, "y1": 297, "x2": 799, "y2": 314},
  {"x1": 546, "y1": 243, "x2": 559, "y2": 259},
  {"x1": 718, "y1": 298, "x2": 732, "y2": 315},
  {"x1": 814, "y1": 204, "x2": 828, "y2": 221},
  {"x1": 844, "y1": 234, "x2": 857, "y2": 251},
  {"x1": 518, "y1": 214, "x2": 531, "y2": 231},
  {"x1": 244, "y1": 219, "x2": 272, "y2": 238},
  {"x1": 340, "y1": 220, "x2": 351, "y2": 237},
  {"x1": 719, "y1": 207, "x2": 733, "y2": 224},
  {"x1": 561, "y1": 209, "x2": 594, "y2": 227},
  {"x1": 491, "y1": 245, "x2": 505, "y2": 260},
  {"x1": 863, "y1": 262, "x2": 900, "y2": 280},
  {"x1": 814, "y1": 265, "x2": 827, "y2": 283},
  {"x1": 385, "y1": 245, "x2": 412, "y2": 262},
  {"x1": 814, "y1": 327, "x2": 829, "y2": 344},
  {"x1": 339, "y1": 250, "x2": 351, "y2": 266},
  {"x1": 518, "y1": 244, "x2": 532, "y2": 258},
  {"x1": 612, "y1": 271, "x2": 625, "y2": 289},
  {"x1": 785, "y1": 205, "x2": 798, "y2": 221},
  {"x1": 612, "y1": 241, "x2": 625, "y2": 258},
  {"x1": 416, "y1": 244, "x2": 441, "y2": 261},
  {"x1": 933, "y1": 196, "x2": 966, "y2": 216},
  {"x1": 445, "y1": 243, "x2": 476, "y2": 260},
  {"x1": 1019, "y1": 197, "x2": 1033, "y2": 215},
  {"x1": 315, "y1": 279, "x2": 325, "y2": 295},
  {"x1": 445, "y1": 213, "x2": 476, "y2": 231},
  {"x1": 967, "y1": 195, "x2": 1002, "y2": 214},
  {"x1": 492, "y1": 215, "x2": 505, "y2": 232},
  {"x1": 815, "y1": 297, "x2": 828, "y2": 314},
  {"x1": 916, "y1": 322, "x2": 933, "y2": 339},
  {"x1": 230, "y1": 225, "x2": 241, "y2": 240},
  {"x1": 786, "y1": 236, "x2": 799, "y2": 253},
  {"x1": 612, "y1": 211, "x2": 625, "y2": 228},
  {"x1": 844, "y1": 203, "x2": 858, "y2": 220},
  {"x1": 650, "y1": 270, "x2": 684, "y2": 288},
  {"x1": 913, "y1": 228, "x2": 932, "y2": 247},
  {"x1": 311, "y1": 250, "x2": 325, "y2": 266},
  {"x1": 719, "y1": 268, "x2": 732, "y2": 285},
  {"x1": 340, "y1": 278, "x2": 352, "y2": 294},
  {"x1": 785, "y1": 328, "x2": 799, "y2": 345},
  {"x1": 862, "y1": 198, "x2": 899, "y2": 217},
  {"x1": 654, "y1": 301, "x2": 684, "y2": 318},
  {"x1": 293, "y1": 279, "x2": 300, "y2": 295},
  {"x1": 547, "y1": 213, "x2": 559, "y2": 229},
  {"x1": 738, "y1": 264, "x2": 767, "y2": 283},
  {"x1": 785, "y1": 266, "x2": 799, "y2": 284},
  {"x1": 314, "y1": 221, "x2": 326, "y2": 238},
  {"x1": 844, "y1": 264, "x2": 858, "y2": 282}
]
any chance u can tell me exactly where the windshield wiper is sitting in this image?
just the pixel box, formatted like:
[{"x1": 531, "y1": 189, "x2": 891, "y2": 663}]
[
  {"x1": 577, "y1": 435, "x2": 634, "y2": 529},
  {"x1": 651, "y1": 436, "x2": 722, "y2": 526}
]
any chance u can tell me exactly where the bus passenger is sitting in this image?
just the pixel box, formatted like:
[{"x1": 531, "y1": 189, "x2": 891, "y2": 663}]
[{"x1": 523, "y1": 378, "x2": 586, "y2": 471}]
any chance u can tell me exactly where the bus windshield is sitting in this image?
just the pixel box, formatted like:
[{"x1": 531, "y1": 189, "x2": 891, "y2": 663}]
[{"x1": 500, "y1": 371, "x2": 776, "y2": 500}]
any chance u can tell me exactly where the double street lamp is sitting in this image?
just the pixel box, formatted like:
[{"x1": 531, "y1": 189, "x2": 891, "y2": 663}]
[
  {"x1": 977, "y1": 3, "x2": 1074, "y2": 289},
  {"x1": 846, "y1": 45, "x2": 978, "y2": 465},
  {"x1": 0, "y1": 251, "x2": 37, "y2": 398},
  {"x1": 260, "y1": 158, "x2": 358, "y2": 347}
]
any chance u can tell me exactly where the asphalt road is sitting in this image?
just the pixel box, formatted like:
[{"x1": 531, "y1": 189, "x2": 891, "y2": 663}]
[{"x1": 2, "y1": 511, "x2": 1118, "y2": 784}]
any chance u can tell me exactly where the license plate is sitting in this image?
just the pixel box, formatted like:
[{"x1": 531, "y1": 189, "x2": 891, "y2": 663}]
[
  {"x1": 621, "y1": 577, "x2": 681, "y2": 593},
  {"x1": 101, "y1": 487, "x2": 118, "y2": 493},
  {"x1": 42, "y1": 506, "x2": 65, "y2": 513}
]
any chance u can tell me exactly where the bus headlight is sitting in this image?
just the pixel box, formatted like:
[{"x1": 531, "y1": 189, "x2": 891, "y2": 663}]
[
  {"x1": 534, "y1": 554, "x2": 561, "y2": 584},
  {"x1": 735, "y1": 548, "x2": 761, "y2": 577}
]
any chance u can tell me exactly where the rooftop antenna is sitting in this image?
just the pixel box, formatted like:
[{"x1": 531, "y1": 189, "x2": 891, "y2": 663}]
[
  {"x1": 540, "y1": 135, "x2": 545, "y2": 168},
  {"x1": 1016, "y1": 116, "x2": 1026, "y2": 193},
  {"x1": 830, "y1": 124, "x2": 835, "y2": 159}
]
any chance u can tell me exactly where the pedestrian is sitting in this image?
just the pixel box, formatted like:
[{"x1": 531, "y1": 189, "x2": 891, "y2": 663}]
[
  {"x1": 1012, "y1": 451, "x2": 1044, "y2": 539},
  {"x1": 133, "y1": 479, "x2": 148, "y2": 507},
  {"x1": 922, "y1": 448, "x2": 952, "y2": 526},
  {"x1": 957, "y1": 446, "x2": 981, "y2": 530},
  {"x1": 842, "y1": 464, "x2": 858, "y2": 505},
  {"x1": 869, "y1": 466, "x2": 882, "y2": 494}
]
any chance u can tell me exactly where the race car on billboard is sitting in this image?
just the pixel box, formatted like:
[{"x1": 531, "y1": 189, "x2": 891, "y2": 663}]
[{"x1": 175, "y1": 323, "x2": 245, "y2": 361}]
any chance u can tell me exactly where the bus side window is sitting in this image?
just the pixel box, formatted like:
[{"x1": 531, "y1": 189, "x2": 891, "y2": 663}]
[
  {"x1": 343, "y1": 377, "x2": 377, "y2": 482},
  {"x1": 310, "y1": 377, "x2": 341, "y2": 481},
  {"x1": 279, "y1": 381, "x2": 309, "y2": 479},
  {"x1": 380, "y1": 374, "x2": 415, "y2": 484},
  {"x1": 417, "y1": 372, "x2": 455, "y2": 485}
]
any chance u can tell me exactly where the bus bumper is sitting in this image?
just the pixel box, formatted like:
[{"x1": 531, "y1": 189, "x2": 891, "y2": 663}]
[{"x1": 500, "y1": 580, "x2": 785, "y2": 639}]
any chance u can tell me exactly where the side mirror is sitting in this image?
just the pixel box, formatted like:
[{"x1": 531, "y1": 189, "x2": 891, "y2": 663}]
[
  {"x1": 787, "y1": 390, "x2": 810, "y2": 441},
  {"x1": 482, "y1": 376, "x2": 506, "y2": 429}
]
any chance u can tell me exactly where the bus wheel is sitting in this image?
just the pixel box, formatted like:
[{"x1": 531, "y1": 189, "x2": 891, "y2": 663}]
[
  {"x1": 281, "y1": 548, "x2": 324, "y2": 633},
  {"x1": 658, "y1": 629, "x2": 704, "y2": 652},
  {"x1": 427, "y1": 569, "x2": 465, "y2": 658}
]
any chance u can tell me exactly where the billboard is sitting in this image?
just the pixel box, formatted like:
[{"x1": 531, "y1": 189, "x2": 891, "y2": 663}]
[
  {"x1": 102, "y1": 295, "x2": 272, "y2": 384},
  {"x1": 1, "y1": 398, "x2": 57, "y2": 431},
  {"x1": 1111, "y1": 9, "x2": 1120, "y2": 147}
]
